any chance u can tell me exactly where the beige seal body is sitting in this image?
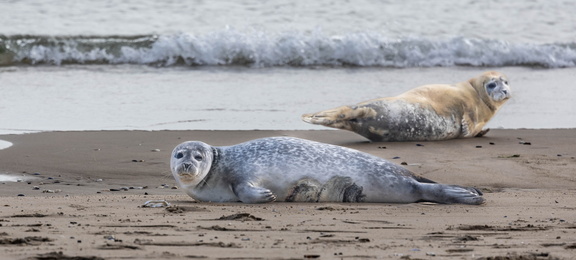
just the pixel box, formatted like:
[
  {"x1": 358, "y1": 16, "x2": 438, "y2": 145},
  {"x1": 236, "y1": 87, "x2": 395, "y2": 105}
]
[{"x1": 302, "y1": 71, "x2": 511, "y2": 142}]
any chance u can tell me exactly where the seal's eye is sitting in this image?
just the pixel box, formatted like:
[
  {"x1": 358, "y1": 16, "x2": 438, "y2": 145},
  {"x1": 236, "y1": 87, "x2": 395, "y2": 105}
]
[
  {"x1": 194, "y1": 155, "x2": 203, "y2": 161},
  {"x1": 487, "y1": 82, "x2": 497, "y2": 90},
  {"x1": 175, "y1": 152, "x2": 184, "y2": 159}
]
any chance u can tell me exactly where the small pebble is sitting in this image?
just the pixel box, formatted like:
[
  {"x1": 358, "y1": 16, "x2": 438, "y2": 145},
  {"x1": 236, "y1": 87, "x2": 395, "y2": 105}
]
[
  {"x1": 42, "y1": 189, "x2": 62, "y2": 193},
  {"x1": 151, "y1": 149, "x2": 161, "y2": 152},
  {"x1": 489, "y1": 142, "x2": 495, "y2": 145},
  {"x1": 142, "y1": 200, "x2": 171, "y2": 208},
  {"x1": 416, "y1": 144, "x2": 424, "y2": 146},
  {"x1": 32, "y1": 186, "x2": 40, "y2": 190},
  {"x1": 519, "y1": 141, "x2": 531, "y2": 145},
  {"x1": 32, "y1": 173, "x2": 41, "y2": 175},
  {"x1": 400, "y1": 162, "x2": 408, "y2": 165},
  {"x1": 476, "y1": 146, "x2": 482, "y2": 148},
  {"x1": 392, "y1": 156, "x2": 400, "y2": 159},
  {"x1": 378, "y1": 146, "x2": 386, "y2": 149},
  {"x1": 96, "y1": 179, "x2": 103, "y2": 182},
  {"x1": 17, "y1": 194, "x2": 25, "y2": 197}
]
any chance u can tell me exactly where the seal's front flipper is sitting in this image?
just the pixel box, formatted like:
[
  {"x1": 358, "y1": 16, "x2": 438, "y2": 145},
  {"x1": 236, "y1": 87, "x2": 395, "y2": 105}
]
[
  {"x1": 233, "y1": 183, "x2": 276, "y2": 203},
  {"x1": 301, "y1": 105, "x2": 377, "y2": 131},
  {"x1": 419, "y1": 183, "x2": 485, "y2": 205}
]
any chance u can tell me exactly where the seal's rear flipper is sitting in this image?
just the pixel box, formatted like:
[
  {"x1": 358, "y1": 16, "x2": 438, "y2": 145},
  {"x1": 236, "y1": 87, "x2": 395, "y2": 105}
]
[
  {"x1": 419, "y1": 183, "x2": 485, "y2": 205},
  {"x1": 301, "y1": 105, "x2": 377, "y2": 131}
]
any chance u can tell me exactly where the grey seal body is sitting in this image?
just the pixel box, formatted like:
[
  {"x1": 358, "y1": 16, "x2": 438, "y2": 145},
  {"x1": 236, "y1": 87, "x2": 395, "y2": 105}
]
[
  {"x1": 171, "y1": 137, "x2": 484, "y2": 204},
  {"x1": 349, "y1": 100, "x2": 462, "y2": 142},
  {"x1": 302, "y1": 71, "x2": 511, "y2": 142}
]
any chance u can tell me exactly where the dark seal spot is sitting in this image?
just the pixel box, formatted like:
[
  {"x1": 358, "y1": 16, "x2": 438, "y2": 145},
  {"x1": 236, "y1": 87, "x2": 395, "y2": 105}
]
[
  {"x1": 342, "y1": 183, "x2": 365, "y2": 203},
  {"x1": 285, "y1": 179, "x2": 321, "y2": 202}
]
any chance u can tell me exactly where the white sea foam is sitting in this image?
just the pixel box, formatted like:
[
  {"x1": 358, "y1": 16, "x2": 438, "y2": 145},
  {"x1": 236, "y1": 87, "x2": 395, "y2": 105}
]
[
  {"x1": 3, "y1": 31, "x2": 576, "y2": 68},
  {"x1": 0, "y1": 140, "x2": 12, "y2": 150},
  {"x1": 0, "y1": 173, "x2": 38, "y2": 182}
]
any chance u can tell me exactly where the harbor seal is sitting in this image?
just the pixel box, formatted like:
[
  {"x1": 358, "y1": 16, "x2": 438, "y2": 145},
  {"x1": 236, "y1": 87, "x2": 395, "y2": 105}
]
[
  {"x1": 302, "y1": 71, "x2": 511, "y2": 142},
  {"x1": 170, "y1": 137, "x2": 484, "y2": 205}
]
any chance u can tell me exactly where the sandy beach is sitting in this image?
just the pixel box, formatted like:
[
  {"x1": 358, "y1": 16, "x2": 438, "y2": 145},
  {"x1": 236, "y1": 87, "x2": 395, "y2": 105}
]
[
  {"x1": 0, "y1": 129, "x2": 575, "y2": 259},
  {"x1": 2, "y1": 0, "x2": 576, "y2": 259}
]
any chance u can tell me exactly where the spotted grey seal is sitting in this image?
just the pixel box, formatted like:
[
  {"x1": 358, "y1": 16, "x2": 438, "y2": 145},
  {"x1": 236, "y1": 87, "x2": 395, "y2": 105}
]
[
  {"x1": 170, "y1": 137, "x2": 484, "y2": 205},
  {"x1": 302, "y1": 71, "x2": 511, "y2": 142}
]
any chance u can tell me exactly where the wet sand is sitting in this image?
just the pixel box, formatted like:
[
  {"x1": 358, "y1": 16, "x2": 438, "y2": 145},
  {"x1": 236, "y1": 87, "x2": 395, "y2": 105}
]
[{"x1": 0, "y1": 129, "x2": 575, "y2": 259}]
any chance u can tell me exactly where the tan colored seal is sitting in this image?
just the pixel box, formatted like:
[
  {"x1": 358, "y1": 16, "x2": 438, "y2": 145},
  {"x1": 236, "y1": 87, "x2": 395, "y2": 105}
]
[{"x1": 302, "y1": 71, "x2": 511, "y2": 142}]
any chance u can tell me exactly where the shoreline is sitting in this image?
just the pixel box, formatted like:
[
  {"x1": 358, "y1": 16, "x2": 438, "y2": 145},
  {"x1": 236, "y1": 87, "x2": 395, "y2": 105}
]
[
  {"x1": 1, "y1": 129, "x2": 574, "y2": 191},
  {"x1": 0, "y1": 129, "x2": 575, "y2": 259}
]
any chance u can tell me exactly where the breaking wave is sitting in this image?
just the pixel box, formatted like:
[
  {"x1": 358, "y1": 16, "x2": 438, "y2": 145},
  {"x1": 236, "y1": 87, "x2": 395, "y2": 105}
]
[{"x1": 1, "y1": 30, "x2": 575, "y2": 68}]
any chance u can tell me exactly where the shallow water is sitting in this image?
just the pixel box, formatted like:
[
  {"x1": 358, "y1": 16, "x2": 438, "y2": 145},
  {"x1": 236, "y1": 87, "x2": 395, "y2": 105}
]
[{"x1": 1, "y1": 65, "x2": 574, "y2": 135}]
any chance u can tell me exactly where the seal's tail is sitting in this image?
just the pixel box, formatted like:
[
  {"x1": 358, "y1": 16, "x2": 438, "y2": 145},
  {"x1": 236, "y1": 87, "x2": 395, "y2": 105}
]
[{"x1": 301, "y1": 105, "x2": 376, "y2": 131}]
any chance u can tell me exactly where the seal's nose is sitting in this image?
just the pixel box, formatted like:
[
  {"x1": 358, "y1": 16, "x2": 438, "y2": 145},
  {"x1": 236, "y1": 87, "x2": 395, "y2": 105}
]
[{"x1": 182, "y1": 162, "x2": 193, "y2": 171}]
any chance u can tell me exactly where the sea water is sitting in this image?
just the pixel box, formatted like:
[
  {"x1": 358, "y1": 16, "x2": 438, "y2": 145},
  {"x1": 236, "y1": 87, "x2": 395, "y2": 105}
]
[{"x1": 0, "y1": 0, "x2": 575, "y2": 136}]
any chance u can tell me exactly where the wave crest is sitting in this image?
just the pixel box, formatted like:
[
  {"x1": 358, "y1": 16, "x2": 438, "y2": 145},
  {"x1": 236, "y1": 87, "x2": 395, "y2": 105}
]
[{"x1": 1, "y1": 30, "x2": 575, "y2": 68}]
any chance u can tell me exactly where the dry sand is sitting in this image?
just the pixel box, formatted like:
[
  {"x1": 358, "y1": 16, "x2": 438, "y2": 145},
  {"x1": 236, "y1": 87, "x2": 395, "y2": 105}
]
[{"x1": 0, "y1": 129, "x2": 575, "y2": 259}]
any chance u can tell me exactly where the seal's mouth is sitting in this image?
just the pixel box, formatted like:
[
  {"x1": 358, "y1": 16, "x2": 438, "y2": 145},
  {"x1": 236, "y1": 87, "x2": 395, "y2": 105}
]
[
  {"x1": 175, "y1": 168, "x2": 197, "y2": 177},
  {"x1": 174, "y1": 171, "x2": 197, "y2": 185},
  {"x1": 172, "y1": 164, "x2": 197, "y2": 180}
]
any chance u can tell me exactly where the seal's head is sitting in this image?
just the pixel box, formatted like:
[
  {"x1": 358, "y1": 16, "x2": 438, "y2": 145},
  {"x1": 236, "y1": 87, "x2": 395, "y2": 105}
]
[
  {"x1": 170, "y1": 141, "x2": 214, "y2": 187},
  {"x1": 471, "y1": 71, "x2": 511, "y2": 108}
]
